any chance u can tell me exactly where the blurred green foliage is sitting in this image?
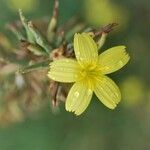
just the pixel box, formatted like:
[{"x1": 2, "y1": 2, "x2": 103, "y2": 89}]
[{"x1": 0, "y1": 0, "x2": 150, "y2": 150}]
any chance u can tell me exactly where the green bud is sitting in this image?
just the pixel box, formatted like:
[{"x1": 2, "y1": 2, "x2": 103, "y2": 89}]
[
  {"x1": 47, "y1": 17, "x2": 57, "y2": 42},
  {"x1": 19, "y1": 9, "x2": 35, "y2": 43},
  {"x1": 97, "y1": 32, "x2": 107, "y2": 50},
  {"x1": 28, "y1": 21, "x2": 52, "y2": 53}
]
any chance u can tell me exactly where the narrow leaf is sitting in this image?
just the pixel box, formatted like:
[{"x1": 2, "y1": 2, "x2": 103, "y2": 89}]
[
  {"x1": 19, "y1": 9, "x2": 35, "y2": 43},
  {"x1": 20, "y1": 60, "x2": 50, "y2": 73},
  {"x1": 28, "y1": 21, "x2": 52, "y2": 53}
]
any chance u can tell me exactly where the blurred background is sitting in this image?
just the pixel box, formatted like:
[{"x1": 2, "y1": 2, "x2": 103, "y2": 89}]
[{"x1": 0, "y1": 0, "x2": 150, "y2": 150}]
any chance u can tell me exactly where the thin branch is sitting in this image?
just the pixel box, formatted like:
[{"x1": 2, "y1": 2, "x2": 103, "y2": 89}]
[
  {"x1": 94, "y1": 23, "x2": 118, "y2": 38},
  {"x1": 47, "y1": 0, "x2": 59, "y2": 41}
]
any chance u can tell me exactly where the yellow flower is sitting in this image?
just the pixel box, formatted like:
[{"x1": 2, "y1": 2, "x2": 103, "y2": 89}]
[{"x1": 48, "y1": 33, "x2": 130, "y2": 115}]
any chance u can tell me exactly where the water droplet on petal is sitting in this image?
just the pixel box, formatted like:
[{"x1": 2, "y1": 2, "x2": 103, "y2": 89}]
[
  {"x1": 74, "y1": 91, "x2": 80, "y2": 98},
  {"x1": 105, "y1": 66, "x2": 109, "y2": 70},
  {"x1": 114, "y1": 92, "x2": 119, "y2": 97},
  {"x1": 74, "y1": 74, "x2": 78, "y2": 78},
  {"x1": 79, "y1": 58, "x2": 83, "y2": 61},
  {"x1": 52, "y1": 77, "x2": 56, "y2": 80},
  {"x1": 100, "y1": 87, "x2": 103, "y2": 90},
  {"x1": 87, "y1": 89, "x2": 92, "y2": 95}
]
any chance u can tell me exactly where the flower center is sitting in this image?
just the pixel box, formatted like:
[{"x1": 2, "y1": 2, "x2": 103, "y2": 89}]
[{"x1": 79, "y1": 63, "x2": 100, "y2": 81}]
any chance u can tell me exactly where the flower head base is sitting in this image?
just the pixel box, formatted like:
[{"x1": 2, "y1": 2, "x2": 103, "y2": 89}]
[{"x1": 48, "y1": 33, "x2": 130, "y2": 115}]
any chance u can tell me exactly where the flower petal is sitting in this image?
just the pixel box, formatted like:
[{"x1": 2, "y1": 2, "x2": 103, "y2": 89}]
[
  {"x1": 65, "y1": 81, "x2": 93, "y2": 115},
  {"x1": 94, "y1": 75, "x2": 121, "y2": 109},
  {"x1": 74, "y1": 33, "x2": 98, "y2": 65},
  {"x1": 48, "y1": 58, "x2": 80, "y2": 83},
  {"x1": 98, "y1": 46, "x2": 130, "y2": 74}
]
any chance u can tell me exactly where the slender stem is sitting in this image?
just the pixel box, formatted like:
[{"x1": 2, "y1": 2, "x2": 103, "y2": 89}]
[{"x1": 47, "y1": 0, "x2": 59, "y2": 42}]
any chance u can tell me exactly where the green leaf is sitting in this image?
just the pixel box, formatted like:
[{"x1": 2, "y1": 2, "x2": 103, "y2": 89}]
[
  {"x1": 28, "y1": 22, "x2": 52, "y2": 53},
  {"x1": 20, "y1": 60, "x2": 50, "y2": 74},
  {"x1": 47, "y1": 17, "x2": 57, "y2": 42},
  {"x1": 19, "y1": 9, "x2": 35, "y2": 43}
]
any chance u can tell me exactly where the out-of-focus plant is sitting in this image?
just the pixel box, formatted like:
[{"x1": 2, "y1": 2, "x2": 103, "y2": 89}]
[
  {"x1": 120, "y1": 76, "x2": 145, "y2": 107},
  {"x1": 6, "y1": 0, "x2": 39, "y2": 12},
  {"x1": 84, "y1": 0, "x2": 129, "y2": 30},
  {"x1": 0, "y1": 0, "x2": 130, "y2": 124}
]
